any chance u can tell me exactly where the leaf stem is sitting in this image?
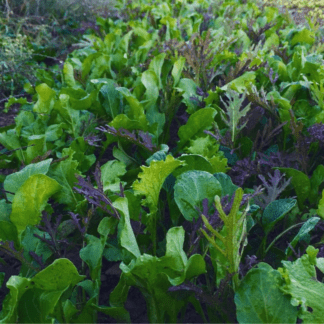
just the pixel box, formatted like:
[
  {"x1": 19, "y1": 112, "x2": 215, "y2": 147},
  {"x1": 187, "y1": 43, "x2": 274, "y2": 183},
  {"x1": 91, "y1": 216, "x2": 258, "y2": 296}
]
[{"x1": 265, "y1": 222, "x2": 305, "y2": 255}]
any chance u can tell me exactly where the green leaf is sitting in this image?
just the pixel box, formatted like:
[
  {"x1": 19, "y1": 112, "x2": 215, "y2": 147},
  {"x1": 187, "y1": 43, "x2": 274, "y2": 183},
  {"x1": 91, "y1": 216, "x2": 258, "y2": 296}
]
[
  {"x1": 98, "y1": 79, "x2": 123, "y2": 119},
  {"x1": 47, "y1": 147, "x2": 82, "y2": 208},
  {"x1": 33, "y1": 83, "x2": 56, "y2": 118},
  {"x1": 17, "y1": 288, "x2": 64, "y2": 323},
  {"x1": 0, "y1": 276, "x2": 35, "y2": 323},
  {"x1": 133, "y1": 154, "x2": 185, "y2": 216},
  {"x1": 89, "y1": 304, "x2": 131, "y2": 324},
  {"x1": 0, "y1": 129, "x2": 22, "y2": 152},
  {"x1": 174, "y1": 170, "x2": 222, "y2": 221},
  {"x1": 4, "y1": 159, "x2": 53, "y2": 202},
  {"x1": 69, "y1": 137, "x2": 96, "y2": 173},
  {"x1": 273, "y1": 167, "x2": 311, "y2": 210},
  {"x1": 285, "y1": 217, "x2": 320, "y2": 257},
  {"x1": 218, "y1": 89, "x2": 252, "y2": 144},
  {"x1": 113, "y1": 197, "x2": 141, "y2": 259},
  {"x1": 183, "y1": 135, "x2": 230, "y2": 173},
  {"x1": 261, "y1": 198, "x2": 297, "y2": 234},
  {"x1": 100, "y1": 160, "x2": 127, "y2": 194},
  {"x1": 141, "y1": 70, "x2": 159, "y2": 106},
  {"x1": 31, "y1": 258, "x2": 86, "y2": 291},
  {"x1": 235, "y1": 262, "x2": 298, "y2": 323},
  {"x1": 63, "y1": 62, "x2": 76, "y2": 87},
  {"x1": 220, "y1": 71, "x2": 256, "y2": 93},
  {"x1": 19, "y1": 227, "x2": 55, "y2": 277},
  {"x1": 118, "y1": 225, "x2": 206, "y2": 323},
  {"x1": 317, "y1": 190, "x2": 324, "y2": 219},
  {"x1": 80, "y1": 217, "x2": 115, "y2": 281},
  {"x1": 116, "y1": 87, "x2": 148, "y2": 129},
  {"x1": 175, "y1": 78, "x2": 199, "y2": 114},
  {"x1": 25, "y1": 135, "x2": 47, "y2": 164},
  {"x1": 177, "y1": 107, "x2": 217, "y2": 150},
  {"x1": 278, "y1": 246, "x2": 324, "y2": 323},
  {"x1": 0, "y1": 220, "x2": 19, "y2": 250},
  {"x1": 3, "y1": 97, "x2": 29, "y2": 113},
  {"x1": 56, "y1": 94, "x2": 81, "y2": 138},
  {"x1": 172, "y1": 154, "x2": 214, "y2": 178},
  {"x1": 309, "y1": 164, "x2": 324, "y2": 206},
  {"x1": 172, "y1": 57, "x2": 186, "y2": 87},
  {"x1": 290, "y1": 28, "x2": 316, "y2": 47},
  {"x1": 199, "y1": 188, "x2": 251, "y2": 291},
  {"x1": 147, "y1": 52, "x2": 166, "y2": 90},
  {"x1": 10, "y1": 174, "x2": 61, "y2": 235}
]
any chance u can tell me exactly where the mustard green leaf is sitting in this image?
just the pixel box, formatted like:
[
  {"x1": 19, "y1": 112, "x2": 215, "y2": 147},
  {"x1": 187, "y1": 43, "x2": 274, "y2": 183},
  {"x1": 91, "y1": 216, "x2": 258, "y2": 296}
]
[
  {"x1": 25, "y1": 135, "x2": 47, "y2": 165},
  {"x1": 10, "y1": 174, "x2": 61, "y2": 234},
  {"x1": 113, "y1": 197, "x2": 141, "y2": 259},
  {"x1": 285, "y1": 217, "x2": 320, "y2": 257},
  {"x1": 90, "y1": 54, "x2": 114, "y2": 79},
  {"x1": 69, "y1": 91, "x2": 96, "y2": 111},
  {"x1": 317, "y1": 190, "x2": 324, "y2": 219},
  {"x1": 183, "y1": 135, "x2": 230, "y2": 173},
  {"x1": 81, "y1": 52, "x2": 101, "y2": 80},
  {"x1": 132, "y1": 155, "x2": 185, "y2": 215},
  {"x1": 184, "y1": 254, "x2": 206, "y2": 282},
  {"x1": 118, "y1": 224, "x2": 205, "y2": 323},
  {"x1": 79, "y1": 217, "x2": 112, "y2": 282},
  {"x1": 220, "y1": 71, "x2": 256, "y2": 93},
  {"x1": 30, "y1": 258, "x2": 86, "y2": 291},
  {"x1": 0, "y1": 220, "x2": 19, "y2": 249},
  {"x1": 177, "y1": 107, "x2": 217, "y2": 150},
  {"x1": 164, "y1": 226, "x2": 187, "y2": 270},
  {"x1": 263, "y1": 31, "x2": 280, "y2": 52},
  {"x1": 141, "y1": 70, "x2": 159, "y2": 105},
  {"x1": 0, "y1": 129, "x2": 22, "y2": 152},
  {"x1": 89, "y1": 304, "x2": 131, "y2": 324},
  {"x1": 100, "y1": 160, "x2": 127, "y2": 194},
  {"x1": 309, "y1": 164, "x2": 324, "y2": 206},
  {"x1": 0, "y1": 199, "x2": 11, "y2": 219},
  {"x1": 290, "y1": 28, "x2": 315, "y2": 47},
  {"x1": 235, "y1": 262, "x2": 298, "y2": 323},
  {"x1": 3, "y1": 97, "x2": 29, "y2": 113},
  {"x1": 147, "y1": 53, "x2": 166, "y2": 90},
  {"x1": 0, "y1": 276, "x2": 33, "y2": 323},
  {"x1": 172, "y1": 154, "x2": 213, "y2": 178},
  {"x1": 174, "y1": 170, "x2": 222, "y2": 221},
  {"x1": 56, "y1": 94, "x2": 81, "y2": 138},
  {"x1": 261, "y1": 198, "x2": 297, "y2": 235},
  {"x1": 98, "y1": 79, "x2": 123, "y2": 119},
  {"x1": 63, "y1": 62, "x2": 76, "y2": 88},
  {"x1": 47, "y1": 147, "x2": 82, "y2": 208},
  {"x1": 116, "y1": 87, "x2": 148, "y2": 128},
  {"x1": 16, "y1": 288, "x2": 64, "y2": 323},
  {"x1": 4, "y1": 159, "x2": 53, "y2": 203},
  {"x1": 33, "y1": 83, "x2": 56, "y2": 117},
  {"x1": 175, "y1": 78, "x2": 200, "y2": 114},
  {"x1": 172, "y1": 57, "x2": 186, "y2": 87}
]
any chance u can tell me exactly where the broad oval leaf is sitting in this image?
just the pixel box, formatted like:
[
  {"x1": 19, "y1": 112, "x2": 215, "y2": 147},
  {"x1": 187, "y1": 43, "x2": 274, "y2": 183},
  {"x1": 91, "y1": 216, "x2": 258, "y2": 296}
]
[
  {"x1": 10, "y1": 174, "x2": 61, "y2": 234},
  {"x1": 174, "y1": 170, "x2": 222, "y2": 221},
  {"x1": 235, "y1": 262, "x2": 298, "y2": 324},
  {"x1": 30, "y1": 258, "x2": 86, "y2": 291},
  {"x1": 4, "y1": 159, "x2": 53, "y2": 202},
  {"x1": 261, "y1": 198, "x2": 296, "y2": 234}
]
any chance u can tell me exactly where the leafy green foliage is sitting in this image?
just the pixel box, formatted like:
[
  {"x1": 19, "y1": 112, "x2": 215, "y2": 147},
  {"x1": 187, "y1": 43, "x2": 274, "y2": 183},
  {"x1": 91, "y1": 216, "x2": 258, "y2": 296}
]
[{"x1": 2, "y1": 0, "x2": 324, "y2": 322}]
